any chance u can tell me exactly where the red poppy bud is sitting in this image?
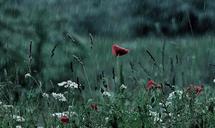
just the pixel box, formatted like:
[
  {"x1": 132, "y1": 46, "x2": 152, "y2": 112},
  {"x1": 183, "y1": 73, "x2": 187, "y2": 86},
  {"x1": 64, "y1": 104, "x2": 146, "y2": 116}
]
[
  {"x1": 146, "y1": 80, "x2": 155, "y2": 90},
  {"x1": 91, "y1": 103, "x2": 98, "y2": 111},
  {"x1": 60, "y1": 115, "x2": 69, "y2": 124},
  {"x1": 194, "y1": 85, "x2": 203, "y2": 95},
  {"x1": 186, "y1": 85, "x2": 203, "y2": 95}
]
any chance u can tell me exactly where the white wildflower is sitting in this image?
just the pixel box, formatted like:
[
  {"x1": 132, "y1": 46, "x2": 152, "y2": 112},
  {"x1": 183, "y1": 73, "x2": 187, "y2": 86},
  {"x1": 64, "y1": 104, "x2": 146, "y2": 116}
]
[
  {"x1": 105, "y1": 117, "x2": 109, "y2": 123},
  {"x1": 209, "y1": 97, "x2": 215, "y2": 101},
  {"x1": 202, "y1": 110, "x2": 206, "y2": 114},
  {"x1": 147, "y1": 105, "x2": 152, "y2": 109},
  {"x1": 149, "y1": 110, "x2": 158, "y2": 117},
  {"x1": 13, "y1": 115, "x2": 25, "y2": 122},
  {"x1": 52, "y1": 93, "x2": 67, "y2": 102},
  {"x1": 63, "y1": 111, "x2": 78, "y2": 117},
  {"x1": 37, "y1": 126, "x2": 44, "y2": 128},
  {"x1": 16, "y1": 126, "x2": 22, "y2": 128},
  {"x1": 159, "y1": 102, "x2": 164, "y2": 106},
  {"x1": 213, "y1": 79, "x2": 215, "y2": 83},
  {"x1": 165, "y1": 101, "x2": 172, "y2": 106},
  {"x1": 25, "y1": 73, "x2": 31, "y2": 78},
  {"x1": 167, "y1": 90, "x2": 183, "y2": 101},
  {"x1": 58, "y1": 80, "x2": 79, "y2": 89},
  {"x1": 166, "y1": 90, "x2": 183, "y2": 106},
  {"x1": 149, "y1": 110, "x2": 162, "y2": 123},
  {"x1": 102, "y1": 91, "x2": 111, "y2": 97},
  {"x1": 2, "y1": 105, "x2": 14, "y2": 109},
  {"x1": 120, "y1": 84, "x2": 127, "y2": 90},
  {"x1": 52, "y1": 112, "x2": 67, "y2": 118},
  {"x1": 68, "y1": 106, "x2": 73, "y2": 111},
  {"x1": 52, "y1": 111, "x2": 77, "y2": 118},
  {"x1": 168, "y1": 113, "x2": 173, "y2": 117},
  {"x1": 67, "y1": 80, "x2": 79, "y2": 88},
  {"x1": 57, "y1": 81, "x2": 67, "y2": 86},
  {"x1": 42, "y1": 93, "x2": 49, "y2": 98}
]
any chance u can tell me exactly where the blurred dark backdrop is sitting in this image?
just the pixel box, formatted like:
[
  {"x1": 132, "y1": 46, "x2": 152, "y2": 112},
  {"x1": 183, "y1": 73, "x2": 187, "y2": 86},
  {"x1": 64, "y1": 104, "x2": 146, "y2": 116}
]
[{"x1": 2, "y1": 0, "x2": 215, "y2": 37}]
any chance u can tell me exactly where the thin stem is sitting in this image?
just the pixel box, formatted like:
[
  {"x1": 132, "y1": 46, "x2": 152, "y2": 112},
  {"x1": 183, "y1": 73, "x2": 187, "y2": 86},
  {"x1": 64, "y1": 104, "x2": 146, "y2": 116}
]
[{"x1": 82, "y1": 64, "x2": 92, "y2": 97}]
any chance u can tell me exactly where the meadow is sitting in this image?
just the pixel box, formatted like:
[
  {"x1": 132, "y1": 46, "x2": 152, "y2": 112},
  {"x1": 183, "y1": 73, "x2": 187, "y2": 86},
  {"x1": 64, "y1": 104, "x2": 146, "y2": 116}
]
[
  {"x1": 1, "y1": 0, "x2": 215, "y2": 127},
  {"x1": 1, "y1": 35, "x2": 215, "y2": 127}
]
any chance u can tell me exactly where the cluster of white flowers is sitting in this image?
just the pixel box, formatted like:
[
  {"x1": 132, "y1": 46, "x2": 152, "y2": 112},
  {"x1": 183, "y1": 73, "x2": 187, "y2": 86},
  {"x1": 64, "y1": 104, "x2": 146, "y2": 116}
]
[
  {"x1": 149, "y1": 110, "x2": 163, "y2": 123},
  {"x1": 52, "y1": 93, "x2": 67, "y2": 102},
  {"x1": 52, "y1": 111, "x2": 77, "y2": 118},
  {"x1": 16, "y1": 126, "x2": 43, "y2": 128},
  {"x1": 208, "y1": 97, "x2": 215, "y2": 102},
  {"x1": 42, "y1": 93, "x2": 49, "y2": 98},
  {"x1": 58, "y1": 80, "x2": 79, "y2": 89},
  {"x1": 102, "y1": 91, "x2": 111, "y2": 97},
  {"x1": 165, "y1": 90, "x2": 183, "y2": 106},
  {"x1": 13, "y1": 115, "x2": 25, "y2": 122},
  {"x1": 2, "y1": 105, "x2": 14, "y2": 109},
  {"x1": 167, "y1": 90, "x2": 183, "y2": 101}
]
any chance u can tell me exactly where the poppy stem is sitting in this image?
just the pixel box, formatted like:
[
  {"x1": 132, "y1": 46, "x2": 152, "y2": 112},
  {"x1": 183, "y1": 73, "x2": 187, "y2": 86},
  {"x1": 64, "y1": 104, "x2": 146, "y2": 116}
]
[{"x1": 115, "y1": 56, "x2": 120, "y2": 92}]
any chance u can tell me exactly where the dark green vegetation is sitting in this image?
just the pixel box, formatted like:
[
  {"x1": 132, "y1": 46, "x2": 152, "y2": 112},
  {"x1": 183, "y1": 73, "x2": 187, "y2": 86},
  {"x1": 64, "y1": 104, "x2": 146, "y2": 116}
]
[
  {"x1": 8, "y1": 0, "x2": 215, "y2": 37},
  {"x1": 1, "y1": 0, "x2": 215, "y2": 127}
]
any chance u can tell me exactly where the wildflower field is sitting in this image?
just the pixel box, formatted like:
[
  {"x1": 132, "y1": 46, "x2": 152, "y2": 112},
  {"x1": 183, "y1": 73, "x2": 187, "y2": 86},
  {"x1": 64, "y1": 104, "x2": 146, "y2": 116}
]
[
  {"x1": 1, "y1": 35, "x2": 215, "y2": 128},
  {"x1": 1, "y1": 0, "x2": 215, "y2": 128}
]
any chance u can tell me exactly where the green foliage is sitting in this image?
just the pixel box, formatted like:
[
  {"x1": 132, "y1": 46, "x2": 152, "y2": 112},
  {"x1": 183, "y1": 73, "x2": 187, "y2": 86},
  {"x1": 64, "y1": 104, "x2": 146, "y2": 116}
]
[{"x1": 0, "y1": 0, "x2": 89, "y2": 86}]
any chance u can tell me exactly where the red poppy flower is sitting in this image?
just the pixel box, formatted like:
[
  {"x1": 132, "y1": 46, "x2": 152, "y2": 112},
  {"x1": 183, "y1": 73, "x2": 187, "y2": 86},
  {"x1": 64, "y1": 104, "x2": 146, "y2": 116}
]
[
  {"x1": 194, "y1": 85, "x2": 203, "y2": 95},
  {"x1": 146, "y1": 80, "x2": 155, "y2": 90},
  {"x1": 112, "y1": 44, "x2": 129, "y2": 56},
  {"x1": 186, "y1": 85, "x2": 203, "y2": 95},
  {"x1": 60, "y1": 115, "x2": 69, "y2": 124},
  {"x1": 90, "y1": 103, "x2": 98, "y2": 111}
]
